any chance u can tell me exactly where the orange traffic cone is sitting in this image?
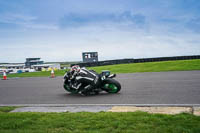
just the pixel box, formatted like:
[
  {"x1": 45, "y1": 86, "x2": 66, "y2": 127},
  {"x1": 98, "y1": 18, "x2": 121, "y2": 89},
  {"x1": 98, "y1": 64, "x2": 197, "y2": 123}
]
[
  {"x1": 3, "y1": 71, "x2": 7, "y2": 80},
  {"x1": 50, "y1": 69, "x2": 55, "y2": 78}
]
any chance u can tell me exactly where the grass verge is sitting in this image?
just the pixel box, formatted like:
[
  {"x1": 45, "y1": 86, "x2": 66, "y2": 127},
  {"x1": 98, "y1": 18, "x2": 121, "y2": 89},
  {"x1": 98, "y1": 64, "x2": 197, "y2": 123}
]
[
  {"x1": 89, "y1": 59, "x2": 200, "y2": 73},
  {"x1": 0, "y1": 106, "x2": 19, "y2": 113},
  {"x1": 7, "y1": 70, "x2": 66, "y2": 78},
  {"x1": 5, "y1": 59, "x2": 200, "y2": 78},
  {"x1": 0, "y1": 111, "x2": 200, "y2": 133}
]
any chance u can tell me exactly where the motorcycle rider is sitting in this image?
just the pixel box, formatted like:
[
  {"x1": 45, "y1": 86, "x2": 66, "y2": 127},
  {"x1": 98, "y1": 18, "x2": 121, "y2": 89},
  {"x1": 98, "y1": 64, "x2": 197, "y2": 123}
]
[{"x1": 68, "y1": 65, "x2": 99, "y2": 95}]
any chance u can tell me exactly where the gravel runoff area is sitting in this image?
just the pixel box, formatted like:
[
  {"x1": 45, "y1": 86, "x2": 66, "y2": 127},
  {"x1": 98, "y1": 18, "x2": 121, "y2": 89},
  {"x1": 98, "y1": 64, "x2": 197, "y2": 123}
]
[{"x1": 7, "y1": 105, "x2": 200, "y2": 116}]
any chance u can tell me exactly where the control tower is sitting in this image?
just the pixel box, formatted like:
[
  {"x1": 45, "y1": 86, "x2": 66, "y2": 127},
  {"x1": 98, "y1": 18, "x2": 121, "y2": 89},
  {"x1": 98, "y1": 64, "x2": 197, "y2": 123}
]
[{"x1": 82, "y1": 52, "x2": 98, "y2": 63}]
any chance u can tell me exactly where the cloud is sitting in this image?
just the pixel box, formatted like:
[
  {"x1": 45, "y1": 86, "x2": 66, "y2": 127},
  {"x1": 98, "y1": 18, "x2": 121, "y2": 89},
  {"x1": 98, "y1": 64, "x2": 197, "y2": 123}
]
[
  {"x1": 0, "y1": 13, "x2": 58, "y2": 30},
  {"x1": 1, "y1": 22, "x2": 200, "y2": 63},
  {"x1": 0, "y1": 13, "x2": 36, "y2": 24},
  {"x1": 59, "y1": 11, "x2": 146, "y2": 29},
  {"x1": 0, "y1": 0, "x2": 200, "y2": 62}
]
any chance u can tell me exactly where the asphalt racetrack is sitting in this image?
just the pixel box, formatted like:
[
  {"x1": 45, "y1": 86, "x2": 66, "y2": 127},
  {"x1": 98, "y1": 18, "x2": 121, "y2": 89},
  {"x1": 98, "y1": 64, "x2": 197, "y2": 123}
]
[{"x1": 0, "y1": 71, "x2": 200, "y2": 105}]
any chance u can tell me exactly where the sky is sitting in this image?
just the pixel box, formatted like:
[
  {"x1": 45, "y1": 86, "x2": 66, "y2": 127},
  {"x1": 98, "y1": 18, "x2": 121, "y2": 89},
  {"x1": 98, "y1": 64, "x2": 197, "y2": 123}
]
[{"x1": 0, "y1": 0, "x2": 200, "y2": 63}]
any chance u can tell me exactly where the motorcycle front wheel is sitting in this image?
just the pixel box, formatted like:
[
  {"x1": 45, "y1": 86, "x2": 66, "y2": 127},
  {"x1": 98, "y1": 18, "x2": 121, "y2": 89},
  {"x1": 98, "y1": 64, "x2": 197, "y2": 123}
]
[
  {"x1": 102, "y1": 78, "x2": 121, "y2": 93},
  {"x1": 64, "y1": 84, "x2": 79, "y2": 94}
]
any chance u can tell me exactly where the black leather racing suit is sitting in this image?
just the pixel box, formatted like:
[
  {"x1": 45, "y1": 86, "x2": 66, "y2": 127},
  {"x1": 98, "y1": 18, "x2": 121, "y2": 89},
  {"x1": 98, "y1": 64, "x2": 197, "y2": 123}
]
[{"x1": 71, "y1": 67, "x2": 99, "y2": 93}]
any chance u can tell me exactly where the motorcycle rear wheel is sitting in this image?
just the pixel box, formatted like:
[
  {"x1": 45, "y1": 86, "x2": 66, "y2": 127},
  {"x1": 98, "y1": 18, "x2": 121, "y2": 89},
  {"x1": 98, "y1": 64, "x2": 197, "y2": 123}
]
[{"x1": 102, "y1": 78, "x2": 121, "y2": 93}]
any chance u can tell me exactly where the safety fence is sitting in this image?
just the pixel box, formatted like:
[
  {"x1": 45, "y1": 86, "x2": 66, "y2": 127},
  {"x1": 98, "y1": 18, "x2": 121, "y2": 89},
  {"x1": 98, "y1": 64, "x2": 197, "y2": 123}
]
[{"x1": 71, "y1": 55, "x2": 200, "y2": 67}]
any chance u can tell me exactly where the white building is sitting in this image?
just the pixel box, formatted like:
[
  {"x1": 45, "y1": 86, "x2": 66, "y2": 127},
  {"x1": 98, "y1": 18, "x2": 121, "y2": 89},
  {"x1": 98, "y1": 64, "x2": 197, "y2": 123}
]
[
  {"x1": 0, "y1": 63, "x2": 61, "y2": 73},
  {"x1": 0, "y1": 64, "x2": 25, "y2": 73},
  {"x1": 0, "y1": 64, "x2": 25, "y2": 69},
  {"x1": 0, "y1": 64, "x2": 36, "y2": 73}
]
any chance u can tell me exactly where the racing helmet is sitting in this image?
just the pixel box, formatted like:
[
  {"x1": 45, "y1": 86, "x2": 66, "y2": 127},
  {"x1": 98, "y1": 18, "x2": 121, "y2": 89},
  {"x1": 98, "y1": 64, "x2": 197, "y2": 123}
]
[{"x1": 70, "y1": 65, "x2": 80, "y2": 73}]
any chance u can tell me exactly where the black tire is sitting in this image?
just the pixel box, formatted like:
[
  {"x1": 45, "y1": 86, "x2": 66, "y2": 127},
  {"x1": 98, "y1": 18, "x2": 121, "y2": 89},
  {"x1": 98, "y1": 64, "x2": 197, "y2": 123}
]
[
  {"x1": 102, "y1": 78, "x2": 121, "y2": 93},
  {"x1": 63, "y1": 84, "x2": 77, "y2": 93},
  {"x1": 63, "y1": 80, "x2": 79, "y2": 94}
]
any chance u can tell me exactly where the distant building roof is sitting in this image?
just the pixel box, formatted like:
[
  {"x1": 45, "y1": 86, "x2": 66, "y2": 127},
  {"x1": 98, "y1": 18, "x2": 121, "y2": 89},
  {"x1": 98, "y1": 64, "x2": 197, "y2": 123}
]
[
  {"x1": 32, "y1": 64, "x2": 60, "y2": 67},
  {"x1": 0, "y1": 64, "x2": 25, "y2": 67},
  {"x1": 26, "y1": 58, "x2": 41, "y2": 60},
  {"x1": 29, "y1": 60, "x2": 43, "y2": 62}
]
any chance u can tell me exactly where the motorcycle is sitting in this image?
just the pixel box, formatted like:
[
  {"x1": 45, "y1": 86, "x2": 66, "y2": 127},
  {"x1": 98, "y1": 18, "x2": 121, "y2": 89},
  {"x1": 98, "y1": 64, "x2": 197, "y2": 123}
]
[{"x1": 63, "y1": 70, "x2": 121, "y2": 95}]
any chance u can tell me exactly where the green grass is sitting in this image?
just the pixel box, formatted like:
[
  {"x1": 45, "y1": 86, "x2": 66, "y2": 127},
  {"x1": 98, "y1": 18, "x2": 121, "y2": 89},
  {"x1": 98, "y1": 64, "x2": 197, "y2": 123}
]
[
  {"x1": 0, "y1": 106, "x2": 19, "y2": 113},
  {"x1": 89, "y1": 59, "x2": 200, "y2": 73},
  {"x1": 6, "y1": 70, "x2": 67, "y2": 78},
  {"x1": 4, "y1": 59, "x2": 200, "y2": 78},
  {"x1": 0, "y1": 111, "x2": 200, "y2": 133}
]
